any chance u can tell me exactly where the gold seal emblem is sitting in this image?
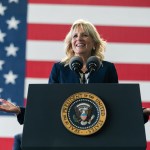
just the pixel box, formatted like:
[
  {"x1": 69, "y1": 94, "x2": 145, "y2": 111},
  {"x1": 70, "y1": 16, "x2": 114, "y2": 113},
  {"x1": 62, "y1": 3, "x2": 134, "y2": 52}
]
[{"x1": 61, "y1": 92, "x2": 107, "y2": 136}]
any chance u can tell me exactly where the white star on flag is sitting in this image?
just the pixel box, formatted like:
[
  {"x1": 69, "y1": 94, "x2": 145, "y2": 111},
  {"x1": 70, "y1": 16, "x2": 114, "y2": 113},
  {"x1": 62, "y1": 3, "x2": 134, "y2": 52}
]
[
  {"x1": 6, "y1": 16, "x2": 20, "y2": 30},
  {"x1": 0, "y1": 60, "x2": 5, "y2": 70},
  {"x1": 9, "y1": 0, "x2": 19, "y2": 3},
  {"x1": 0, "y1": 30, "x2": 6, "y2": 42},
  {"x1": 5, "y1": 43, "x2": 19, "y2": 57},
  {"x1": 3, "y1": 70, "x2": 18, "y2": 84},
  {"x1": 0, "y1": 3, "x2": 7, "y2": 16}
]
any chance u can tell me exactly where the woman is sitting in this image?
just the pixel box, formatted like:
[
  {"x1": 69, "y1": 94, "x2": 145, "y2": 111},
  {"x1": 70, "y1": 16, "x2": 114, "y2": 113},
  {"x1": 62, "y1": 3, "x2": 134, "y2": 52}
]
[
  {"x1": 49, "y1": 19, "x2": 118, "y2": 84},
  {"x1": 0, "y1": 19, "x2": 149, "y2": 124}
]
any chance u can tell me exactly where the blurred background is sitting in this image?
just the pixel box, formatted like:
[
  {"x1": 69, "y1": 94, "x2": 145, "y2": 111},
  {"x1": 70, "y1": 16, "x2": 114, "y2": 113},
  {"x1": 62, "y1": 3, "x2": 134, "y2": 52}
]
[{"x1": 0, "y1": 0, "x2": 150, "y2": 149}]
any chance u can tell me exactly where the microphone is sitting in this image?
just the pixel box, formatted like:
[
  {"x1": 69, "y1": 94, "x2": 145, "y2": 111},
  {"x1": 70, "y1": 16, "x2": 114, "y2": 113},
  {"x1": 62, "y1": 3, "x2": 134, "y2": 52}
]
[
  {"x1": 86, "y1": 56, "x2": 101, "y2": 78},
  {"x1": 69, "y1": 56, "x2": 83, "y2": 78}
]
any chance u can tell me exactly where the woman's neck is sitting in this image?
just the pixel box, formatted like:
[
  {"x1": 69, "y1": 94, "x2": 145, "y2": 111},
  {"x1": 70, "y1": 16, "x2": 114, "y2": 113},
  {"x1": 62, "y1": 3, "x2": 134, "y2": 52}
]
[{"x1": 81, "y1": 57, "x2": 88, "y2": 73}]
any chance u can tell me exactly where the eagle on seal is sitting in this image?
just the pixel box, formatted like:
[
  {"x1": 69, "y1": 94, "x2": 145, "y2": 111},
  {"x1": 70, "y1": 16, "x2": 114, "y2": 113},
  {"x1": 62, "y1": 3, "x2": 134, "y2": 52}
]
[{"x1": 73, "y1": 102, "x2": 95, "y2": 125}]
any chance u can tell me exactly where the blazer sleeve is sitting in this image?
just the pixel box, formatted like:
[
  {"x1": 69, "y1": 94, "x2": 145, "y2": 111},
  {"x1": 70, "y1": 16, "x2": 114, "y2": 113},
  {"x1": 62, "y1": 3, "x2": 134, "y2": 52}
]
[
  {"x1": 109, "y1": 63, "x2": 118, "y2": 83},
  {"x1": 48, "y1": 63, "x2": 60, "y2": 83},
  {"x1": 17, "y1": 107, "x2": 25, "y2": 125}
]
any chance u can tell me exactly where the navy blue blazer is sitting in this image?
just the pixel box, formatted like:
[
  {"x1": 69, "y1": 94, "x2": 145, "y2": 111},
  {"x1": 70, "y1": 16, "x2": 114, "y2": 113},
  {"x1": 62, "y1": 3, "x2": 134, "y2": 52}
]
[{"x1": 49, "y1": 61, "x2": 118, "y2": 83}]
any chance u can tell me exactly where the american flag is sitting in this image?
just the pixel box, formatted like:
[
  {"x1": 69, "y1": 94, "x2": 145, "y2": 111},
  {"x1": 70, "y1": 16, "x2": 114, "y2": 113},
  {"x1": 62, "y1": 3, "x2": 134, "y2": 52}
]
[{"x1": 0, "y1": 0, "x2": 150, "y2": 149}]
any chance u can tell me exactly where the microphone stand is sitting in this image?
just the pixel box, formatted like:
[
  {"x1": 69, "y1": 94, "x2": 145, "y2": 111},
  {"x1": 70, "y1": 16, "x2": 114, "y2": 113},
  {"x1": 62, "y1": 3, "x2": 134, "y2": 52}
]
[{"x1": 82, "y1": 73, "x2": 86, "y2": 84}]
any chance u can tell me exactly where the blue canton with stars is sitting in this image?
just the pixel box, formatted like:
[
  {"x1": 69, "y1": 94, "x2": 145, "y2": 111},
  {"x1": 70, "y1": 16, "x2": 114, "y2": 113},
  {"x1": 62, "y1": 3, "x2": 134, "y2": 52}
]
[{"x1": 0, "y1": 0, "x2": 27, "y2": 115}]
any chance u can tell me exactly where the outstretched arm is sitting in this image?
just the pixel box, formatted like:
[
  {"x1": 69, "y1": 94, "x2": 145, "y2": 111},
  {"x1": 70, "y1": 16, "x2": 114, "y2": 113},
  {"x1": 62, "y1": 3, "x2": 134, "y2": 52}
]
[
  {"x1": 0, "y1": 98, "x2": 21, "y2": 115},
  {"x1": 0, "y1": 98, "x2": 25, "y2": 124}
]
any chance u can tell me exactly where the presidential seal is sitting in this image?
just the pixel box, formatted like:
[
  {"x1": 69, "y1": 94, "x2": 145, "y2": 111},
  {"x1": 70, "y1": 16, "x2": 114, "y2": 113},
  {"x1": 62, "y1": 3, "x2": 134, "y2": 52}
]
[{"x1": 61, "y1": 92, "x2": 107, "y2": 136}]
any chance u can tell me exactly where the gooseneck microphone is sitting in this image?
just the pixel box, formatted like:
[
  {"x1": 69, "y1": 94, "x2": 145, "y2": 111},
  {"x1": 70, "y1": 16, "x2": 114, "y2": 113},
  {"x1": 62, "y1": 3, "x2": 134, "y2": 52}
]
[
  {"x1": 86, "y1": 56, "x2": 101, "y2": 78},
  {"x1": 69, "y1": 56, "x2": 83, "y2": 78}
]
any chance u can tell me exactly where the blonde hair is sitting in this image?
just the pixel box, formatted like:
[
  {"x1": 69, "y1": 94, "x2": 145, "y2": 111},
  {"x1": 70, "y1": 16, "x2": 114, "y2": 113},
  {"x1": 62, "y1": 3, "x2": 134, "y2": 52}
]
[{"x1": 61, "y1": 19, "x2": 106, "y2": 65}]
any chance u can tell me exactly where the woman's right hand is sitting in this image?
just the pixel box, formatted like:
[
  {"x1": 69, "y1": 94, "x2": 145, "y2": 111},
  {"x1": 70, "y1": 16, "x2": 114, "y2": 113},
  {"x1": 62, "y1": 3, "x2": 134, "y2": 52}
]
[{"x1": 0, "y1": 98, "x2": 21, "y2": 115}]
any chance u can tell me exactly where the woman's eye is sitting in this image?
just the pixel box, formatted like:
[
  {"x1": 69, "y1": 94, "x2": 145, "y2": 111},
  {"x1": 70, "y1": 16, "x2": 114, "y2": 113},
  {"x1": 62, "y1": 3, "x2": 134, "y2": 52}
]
[
  {"x1": 83, "y1": 34, "x2": 88, "y2": 37},
  {"x1": 73, "y1": 34, "x2": 77, "y2": 38}
]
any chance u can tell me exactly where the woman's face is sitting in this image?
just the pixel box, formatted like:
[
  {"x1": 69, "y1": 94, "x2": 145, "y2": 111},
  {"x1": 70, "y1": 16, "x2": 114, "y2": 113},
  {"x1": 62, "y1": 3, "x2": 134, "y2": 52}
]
[{"x1": 71, "y1": 26, "x2": 94, "y2": 57}]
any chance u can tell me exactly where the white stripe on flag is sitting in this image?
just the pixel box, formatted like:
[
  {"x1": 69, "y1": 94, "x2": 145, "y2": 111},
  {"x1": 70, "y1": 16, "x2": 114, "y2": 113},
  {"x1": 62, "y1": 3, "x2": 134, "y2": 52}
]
[
  {"x1": 26, "y1": 40, "x2": 66, "y2": 61},
  {"x1": 28, "y1": 4, "x2": 150, "y2": 27},
  {"x1": 106, "y1": 43, "x2": 150, "y2": 64},
  {"x1": 0, "y1": 116, "x2": 23, "y2": 138},
  {"x1": 27, "y1": 40, "x2": 150, "y2": 64}
]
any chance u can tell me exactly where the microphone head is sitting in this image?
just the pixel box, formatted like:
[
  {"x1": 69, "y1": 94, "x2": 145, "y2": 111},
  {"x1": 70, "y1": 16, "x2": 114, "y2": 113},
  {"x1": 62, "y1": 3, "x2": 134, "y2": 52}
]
[
  {"x1": 86, "y1": 56, "x2": 101, "y2": 72},
  {"x1": 69, "y1": 56, "x2": 83, "y2": 72}
]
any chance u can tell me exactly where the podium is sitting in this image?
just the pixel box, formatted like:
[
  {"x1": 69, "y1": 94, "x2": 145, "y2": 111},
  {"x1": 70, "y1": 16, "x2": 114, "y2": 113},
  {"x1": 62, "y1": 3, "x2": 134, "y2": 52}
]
[{"x1": 22, "y1": 83, "x2": 146, "y2": 150}]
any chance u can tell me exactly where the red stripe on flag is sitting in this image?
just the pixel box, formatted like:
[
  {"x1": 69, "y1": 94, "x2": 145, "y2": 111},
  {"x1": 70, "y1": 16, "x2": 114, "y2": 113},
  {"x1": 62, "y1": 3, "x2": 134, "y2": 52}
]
[
  {"x1": 0, "y1": 138, "x2": 14, "y2": 150},
  {"x1": 27, "y1": 24, "x2": 70, "y2": 41},
  {"x1": 27, "y1": 24, "x2": 150, "y2": 43},
  {"x1": 115, "y1": 63, "x2": 150, "y2": 81},
  {"x1": 147, "y1": 142, "x2": 150, "y2": 150},
  {"x1": 26, "y1": 61, "x2": 150, "y2": 81},
  {"x1": 29, "y1": 0, "x2": 150, "y2": 7},
  {"x1": 142, "y1": 102, "x2": 150, "y2": 108},
  {"x1": 0, "y1": 138, "x2": 149, "y2": 149},
  {"x1": 26, "y1": 61, "x2": 56, "y2": 78}
]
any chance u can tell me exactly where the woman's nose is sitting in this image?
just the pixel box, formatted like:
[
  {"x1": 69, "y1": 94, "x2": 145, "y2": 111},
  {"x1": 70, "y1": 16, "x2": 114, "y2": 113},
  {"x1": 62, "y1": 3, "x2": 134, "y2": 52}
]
[{"x1": 77, "y1": 34, "x2": 82, "y2": 40}]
